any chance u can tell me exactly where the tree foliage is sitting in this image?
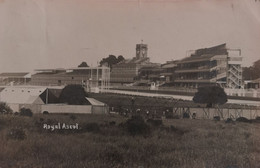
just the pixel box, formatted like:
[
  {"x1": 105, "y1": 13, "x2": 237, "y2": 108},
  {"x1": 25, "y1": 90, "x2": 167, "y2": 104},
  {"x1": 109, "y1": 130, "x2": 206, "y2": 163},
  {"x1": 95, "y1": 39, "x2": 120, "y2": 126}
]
[
  {"x1": 193, "y1": 86, "x2": 227, "y2": 107},
  {"x1": 59, "y1": 85, "x2": 90, "y2": 105},
  {"x1": 243, "y1": 59, "x2": 260, "y2": 80},
  {"x1": 0, "y1": 102, "x2": 13, "y2": 114},
  {"x1": 78, "y1": 61, "x2": 89, "y2": 67},
  {"x1": 100, "y1": 55, "x2": 125, "y2": 67},
  {"x1": 20, "y1": 108, "x2": 33, "y2": 117}
]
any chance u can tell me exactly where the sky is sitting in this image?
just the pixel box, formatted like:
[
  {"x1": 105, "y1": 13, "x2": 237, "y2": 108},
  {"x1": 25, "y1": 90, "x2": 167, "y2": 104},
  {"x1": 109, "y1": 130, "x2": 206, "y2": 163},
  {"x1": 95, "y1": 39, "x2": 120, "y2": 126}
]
[{"x1": 0, "y1": 0, "x2": 260, "y2": 73}]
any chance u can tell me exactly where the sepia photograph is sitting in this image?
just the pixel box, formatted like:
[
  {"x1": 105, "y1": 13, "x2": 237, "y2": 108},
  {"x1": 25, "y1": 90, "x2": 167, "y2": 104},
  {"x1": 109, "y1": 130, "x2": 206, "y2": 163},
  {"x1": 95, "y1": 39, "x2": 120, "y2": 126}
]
[{"x1": 0, "y1": 0, "x2": 260, "y2": 167}]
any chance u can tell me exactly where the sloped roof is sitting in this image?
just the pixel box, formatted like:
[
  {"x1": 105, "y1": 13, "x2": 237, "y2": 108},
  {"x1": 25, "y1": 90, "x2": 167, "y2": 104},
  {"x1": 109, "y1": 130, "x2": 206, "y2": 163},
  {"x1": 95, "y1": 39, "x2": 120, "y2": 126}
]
[
  {"x1": 85, "y1": 97, "x2": 105, "y2": 106},
  {"x1": 119, "y1": 57, "x2": 150, "y2": 64},
  {"x1": 0, "y1": 72, "x2": 30, "y2": 78},
  {"x1": 0, "y1": 87, "x2": 46, "y2": 104},
  {"x1": 178, "y1": 44, "x2": 228, "y2": 64},
  {"x1": 252, "y1": 78, "x2": 260, "y2": 83}
]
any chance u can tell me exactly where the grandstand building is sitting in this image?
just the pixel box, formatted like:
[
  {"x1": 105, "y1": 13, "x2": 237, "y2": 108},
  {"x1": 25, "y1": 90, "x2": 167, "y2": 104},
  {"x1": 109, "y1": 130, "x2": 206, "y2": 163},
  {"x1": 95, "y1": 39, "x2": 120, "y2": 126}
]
[
  {"x1": 174, "y1": 43, "x2": 242, "y2": 88},
  {"x1": 0, "y1": 72, "x2": 31, "y2": 86},
  {"x1": 111, "y1": 43, "x2": 158, "y2": 84},
  {"x1": 30, "y1": 67, "x2": 110, "y2": 92}
]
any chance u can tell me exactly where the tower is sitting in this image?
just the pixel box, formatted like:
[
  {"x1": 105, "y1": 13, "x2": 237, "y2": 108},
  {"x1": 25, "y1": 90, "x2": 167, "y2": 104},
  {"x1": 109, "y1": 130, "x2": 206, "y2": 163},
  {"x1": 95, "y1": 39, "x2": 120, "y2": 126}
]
[{"x1": 136, "y1": 41, "x2": 148, "y2": 59}]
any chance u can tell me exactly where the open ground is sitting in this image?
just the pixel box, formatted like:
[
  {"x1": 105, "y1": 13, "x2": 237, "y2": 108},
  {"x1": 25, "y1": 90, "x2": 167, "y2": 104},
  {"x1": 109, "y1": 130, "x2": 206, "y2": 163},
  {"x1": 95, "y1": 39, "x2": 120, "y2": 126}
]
[{"x1": 0, "y1": 112, "x2": 260, "y2": 168}]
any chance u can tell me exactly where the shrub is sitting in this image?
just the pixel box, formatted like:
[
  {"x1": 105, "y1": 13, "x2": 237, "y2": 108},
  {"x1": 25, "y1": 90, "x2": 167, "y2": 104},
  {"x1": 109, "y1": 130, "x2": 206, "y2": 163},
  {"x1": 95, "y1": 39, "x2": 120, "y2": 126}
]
[
  {"x1": 147, "y1": 119, "x2": 163, "y2": 127},
  {"x1": 225, "y1": 118, "x2": 234, "y2": 124},
  {"x1": 169, "y1": 125, "x2": 185, "y2": 136},
  {"x1": 80, "y1": 123, "x2": 100, "y2": 133},
  {"x1": 0, "y1": 102, "x2": 13, "y2": 114},
  {"x1": 236, "y1": 117, "x2": 251, "y2": 123},
  {"x1": 213, "y1": 116, "x2": 221, "y2": 121},
  {"x1": 183, "y1": 112, "x2": 190, "y2": 119},
  {"x1": 125, "y1": 115, "x2": 150, "y2": 136},
  {"x1": 43, "y1": 111, "x2": 49, "y2": 115},
  {"x1": 0, "y1": 118, "x2": 5, "y2": 130},
  {"x1": 70, "y1": 115, "x2": 77, "y2": 121},
  {"x1": 109, "y1": 121, "x2": 116, "y2": 126},
  {"x1": 7, "y1": 128, "x2": 26, "y2": 140},
  {"x1": 20, "y1": 108, "x2": 33, "y2": 117},
  {"x1": 252, "y1": 116, "x2": 260, "y2": 123}
]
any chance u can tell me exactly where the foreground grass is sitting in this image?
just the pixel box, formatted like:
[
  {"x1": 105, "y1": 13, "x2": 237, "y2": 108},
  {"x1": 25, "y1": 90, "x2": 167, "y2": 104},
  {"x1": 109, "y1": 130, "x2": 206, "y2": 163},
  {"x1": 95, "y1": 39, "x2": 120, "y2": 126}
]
[{"x1": 0, "y1": 114, "x2": 259, "y2": 168}]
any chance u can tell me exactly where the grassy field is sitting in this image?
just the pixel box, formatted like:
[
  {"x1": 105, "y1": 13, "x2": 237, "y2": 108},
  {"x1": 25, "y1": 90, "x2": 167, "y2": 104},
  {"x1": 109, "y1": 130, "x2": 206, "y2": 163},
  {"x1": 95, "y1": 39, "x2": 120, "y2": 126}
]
[
  {"x1": 0, "y1": 113, "x2": 260, "y2": 168},
  {"x1": 88, "y1": 93, "x2": 254, "y2": 115}
]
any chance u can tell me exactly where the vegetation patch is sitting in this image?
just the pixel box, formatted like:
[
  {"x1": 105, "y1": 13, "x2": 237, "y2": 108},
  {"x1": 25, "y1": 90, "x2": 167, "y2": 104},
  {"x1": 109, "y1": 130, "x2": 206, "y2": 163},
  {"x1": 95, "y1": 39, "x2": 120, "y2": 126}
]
[
  {"x1": 124, "y1": 115, "x2": 151, "y2": 136},
  {"x1": 20, "y1": 108, "x2": 33, "y2": 117},
  {"x1": 6, "y1": 128, "x2": 26, "y2": 140}
]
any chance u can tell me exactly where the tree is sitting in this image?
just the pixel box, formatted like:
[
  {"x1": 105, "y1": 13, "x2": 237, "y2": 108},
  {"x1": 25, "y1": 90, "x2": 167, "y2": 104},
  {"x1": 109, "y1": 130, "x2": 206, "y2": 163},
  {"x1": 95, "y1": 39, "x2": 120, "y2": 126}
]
[
  {"x1": 0, "y1": 102, "x2": 13, "y2": 114},
  {"x1": 78, "y1": 62, "x2": 89, "y2": 67},
  {"x1": 59, "y1": 85, "x2": 90, "y2": 105},
  {"x1": 99, "y1": 55, "x2": 125, "y2": 67},
  {"x1": 193, "y1": 86, "x2": 227, "y2": 108},
  {"x1": 117, "y1": 55, "x2": 124, "y2": 62},
  {"x1": 243, "y1": 59, "x2": 260, "y2": 80},
  {"x1": 20, "y1": 108, "x2": 33, "y2": 117}
]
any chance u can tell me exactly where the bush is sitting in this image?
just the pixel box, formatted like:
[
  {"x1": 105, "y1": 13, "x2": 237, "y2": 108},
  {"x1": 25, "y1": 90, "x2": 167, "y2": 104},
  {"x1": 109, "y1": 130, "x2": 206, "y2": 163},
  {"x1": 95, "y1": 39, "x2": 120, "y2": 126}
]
[
  {"x1": 0, "y1": 102, "x2": 13, "y2": 114},
  {"x1": 0, "y1": 118, "x2": 5, "y2": 131},
  {"x1": 43, "y1": 111, "x2": 49, "y2": 115},
  {"x1": 7, "y1": 128, "x2": 26, "y2": 140},
  {"x1": 169, "y1": 125, "x2": 185, "y2": 136},
  {"x1": 213, "y1": 116, "x2": 221, "y2": 121},
  {"x1": 225, "y1": 118, "x2": 234, "y2": 124},
  {"x1": 147, "y1": 119, "x2": 163, "y2": 127},
  {"x1": 236, "y1": 117, "x2": 251, "y2": 123},
  {"x1": 125, "y1": 115, "x2": 150, "y2": 136},
  {"x1": 70, "y1": 115, "x2": 77, "y2": 121},
  {"x1": 20, "y1": 108, "x2": 33, "y2": 117},
  {"x1": 109, "y1": 121, "x2": 116, "y2": 126},
  {"x1": 80, "y1": 123, "x2": 100, "y2": 133},
  {"x1": 183, "y1": 112, "x2": 190, "y2": 119}
]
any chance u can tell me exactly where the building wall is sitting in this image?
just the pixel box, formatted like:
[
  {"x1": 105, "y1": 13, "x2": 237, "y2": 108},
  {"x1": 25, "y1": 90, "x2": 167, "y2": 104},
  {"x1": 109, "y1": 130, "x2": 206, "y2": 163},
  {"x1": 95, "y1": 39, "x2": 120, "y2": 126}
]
[
  {"x1": 175, "y1": 56, "x2": 227, "y2": 88},
  {"x1": 30, "y1": 68, "x2": 108, "y2": 88},
  {"x1": 41, "y1": 104, "x2": 92, "y2": 114},
  {"x1": 174, "y1": 45, "x2": 242, "y2": 88},
  {"x1": 111, "y1": 63, "x2": 139, "y2": 83}
]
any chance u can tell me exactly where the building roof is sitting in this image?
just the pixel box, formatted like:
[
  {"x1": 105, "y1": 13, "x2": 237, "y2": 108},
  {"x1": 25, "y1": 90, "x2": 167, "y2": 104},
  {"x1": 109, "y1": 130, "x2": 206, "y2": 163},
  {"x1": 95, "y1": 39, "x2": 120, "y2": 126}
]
[
  {"x1": 252, "y1": 78, "x2": 260, "y2": 83},
  {"x1": 0, "y1": 87, "x2": 46, "y2": 104},
  {"x1": 178, "y1": 43, "x2": 228, "y2": 64},
  {"x1": 119, "y1": 57, "x2": 150, "y2": 64},
  {"x1": 85, "y1": 97, "x2": 105, "y2": 106},
  {"x1": 161, "y1": 63, "x2": 177, "y2": 69},
  {"x1": 0, "y1": 72, "x2": 30, "y2": 78}
]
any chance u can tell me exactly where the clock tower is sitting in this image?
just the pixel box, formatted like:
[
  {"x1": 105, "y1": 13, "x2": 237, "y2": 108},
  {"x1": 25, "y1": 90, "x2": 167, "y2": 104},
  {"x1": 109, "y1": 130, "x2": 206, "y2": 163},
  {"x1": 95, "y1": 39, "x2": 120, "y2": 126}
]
[{"x1": 136, "y1": 42, "x2": 148, "y2": 59}]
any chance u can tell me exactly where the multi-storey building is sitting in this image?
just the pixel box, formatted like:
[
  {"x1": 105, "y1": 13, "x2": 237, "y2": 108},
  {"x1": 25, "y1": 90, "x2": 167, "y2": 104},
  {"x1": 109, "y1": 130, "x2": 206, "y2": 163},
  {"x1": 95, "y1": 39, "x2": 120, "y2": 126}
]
[
  {"x1": 111, "y1": 43, "x2": 157, "y2": 84},
  {"x1": 174, "y1": 43, "x2": 242, "y2": 88},
  {"x1": 0, "y1": 72, "x2": 31, "y2": 86},
  {"x1": 160, "y1": 61, "x2": 178, "y2": 84},
  {"x1": 30, "y1": 67, "x2": 110, "y2": 91}
]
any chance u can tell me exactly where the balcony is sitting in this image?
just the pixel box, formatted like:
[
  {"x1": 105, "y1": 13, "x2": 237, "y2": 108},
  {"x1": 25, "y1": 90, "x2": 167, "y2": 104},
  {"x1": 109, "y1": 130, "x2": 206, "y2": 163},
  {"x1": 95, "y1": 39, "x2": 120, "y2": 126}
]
[
  {"x1": 175, "y1": 67, "x2": 211, "y2": 73},
  {"x1": 174, "y1": 79, "x2": 211, "y2": 83}
]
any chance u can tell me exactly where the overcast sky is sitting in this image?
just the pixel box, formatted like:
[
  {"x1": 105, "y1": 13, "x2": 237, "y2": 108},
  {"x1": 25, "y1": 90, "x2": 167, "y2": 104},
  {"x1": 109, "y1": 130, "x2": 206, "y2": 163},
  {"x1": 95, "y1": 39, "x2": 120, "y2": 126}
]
[{"x1": 0, "y1": 0, "x2": 260, "y2": 73}]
